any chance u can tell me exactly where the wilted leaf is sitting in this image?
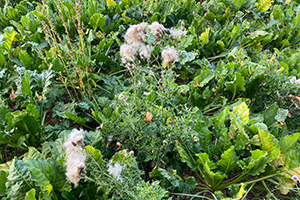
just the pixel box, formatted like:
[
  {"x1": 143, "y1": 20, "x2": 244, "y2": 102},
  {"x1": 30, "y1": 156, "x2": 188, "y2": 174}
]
[{"x1": 145, "y1": 112, "x2": 153, "y2": 122}]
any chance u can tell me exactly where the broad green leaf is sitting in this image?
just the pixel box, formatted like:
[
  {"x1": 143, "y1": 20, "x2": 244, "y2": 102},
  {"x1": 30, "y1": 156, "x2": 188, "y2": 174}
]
[
  {"x1": 25, "y1": 188, "x2": 36, "y2": 200},
  {"x1": 27, "y1": 159, "x2": 53, "y2": 196},
  {"x1": 3, "y1": 27, "x2": 18, "y2": 53},
  {"x1": 233, "y1": 0, "x2": 246, "y2": 10},
  {"x1": 6, "y1": 159, "x2": 31, "y2": 200},
  {"x1": 238, "y1": 149, "x2": 268, "y2": 175},
  {"x1": 193, "y1": 69, "x2": 214, "y2": 88},
  {"x1": 263, "y1": 103, "x2": 278, "y2": 127},
  {"x1": 19, "y1": 50, "x2": 32, "y2": 68},
  {"x1": 232, "y1": 102, "x2": 249, "y2": 125},
  {"x1": 279, "y1": 133, "x2": 300, "y2": 152},
  {"x1": 199, "y1": 28, "x2": 211, "y2": 45},
  {"x1": 196, "y1": 153, "x2": 216, "y2": 170},
  {"x1": 229, "y1": 183, "x2": 246, "y2": 199},
  {"x1": 0, "y1": 170, "x2": 7, "y2": 196},
  {"x1": 217, "y1": 146, "x2": 238, "y2": 174},
  {"x1": 150, "y1": 167, "x2": 197, "y2": 193},
  {"x1": 65, "y1": 112, "x2": 93, "y2": 129},
  {"x1": 179, "y1": 51, "x2": 197, "y2": 65},
  {"x1": 275, "y1": 108, "x2": 289, "y2": 122},
  {"x1": 225, "y1": 72, "x2": 245, "y2": 100},
  {"x1": 202, "y1": 162, "x2": 226, "y2": 188},
  {"x1": 0, "y1": 50, "x2": 4, "y2": 67},
  {"x1": 212, "y1": 107, "x2": 228, "y2": 132},
  {"x1": 181, "y1": 35, "x2": 194, "y2": 49},
  {"x1": 22, "y1": 71, "x2": 33, "y2": 101},
  {"x1": 90, "y1": 13, "x2": 106, "y2": 32},
  {"x1": 255, "y1": 0, "x2": 274, "y2": 12}
]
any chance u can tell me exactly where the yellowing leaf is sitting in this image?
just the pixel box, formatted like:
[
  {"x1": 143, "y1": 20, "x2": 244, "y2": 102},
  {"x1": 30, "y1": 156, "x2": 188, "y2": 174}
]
[
  {"x1": 107, "y1": 0, "x2": 116, "y2": 7},
  {"x1": 276, "y1": 167, "x2": 300, "y2": 194},
  {"x1": 145, "y1": 112, "x2": 153, "y2": 122},
  {"x1": 235, "y1": 183, "x2": 246, "y2": 199},
  {"x1": 199, "y1": 28, "x2": 211, "y2": 45},
  {"x1": 255, "y1": 0, "x2": 274, "y2": 12},
  {"x1": 233, "y1": 102, "x2": 249, "y2": 125}
]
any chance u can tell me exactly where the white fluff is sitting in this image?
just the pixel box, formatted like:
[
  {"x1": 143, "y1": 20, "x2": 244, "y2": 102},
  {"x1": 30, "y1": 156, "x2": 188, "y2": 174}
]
[{"x1": 64, "y1": 129, "x2": 86, "y2": 187}]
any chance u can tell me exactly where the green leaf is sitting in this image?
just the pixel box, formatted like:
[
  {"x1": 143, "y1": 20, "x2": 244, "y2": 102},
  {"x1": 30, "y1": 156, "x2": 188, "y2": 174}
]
[
  {"x1": 196, "y1": 153, "x2": 216, "y2": 170},
  {"x1": 217, "y1": 146, "x2": 238, "y2": 174},
  {"x1": 86, "y1": 145, "x2": 104, "y2": 166},
  {"x1": 255, "y1": 0, "x2": 274, "y2": 12},
  {"x1": 229, "y1": 112, "x2": 249, "y2": 151},
  {"x1": 90, "y1": 13, "x2": 106, "y2": 32},
  {"x1": 238, "y1": 149, "x2": 268, "y2": 176},
  {"x1": 25, "y1": 188, "x2": 36, "y2": 200},
  {"x1": 179, "y1": 51, "x2": 197, "y2": 65},
  {"x1": 2, "y1": 27, "x2": 18, "y2": 53},
  {"x1": 202, "y1": 162, "x2": 226, "y2": 188},
  {"x1": 193, "y1": 69, "x2": 214, "y2": 88},
  {"x1": 27, "y1": 159, "x2": 53, "y2": 196},
  {"x1": 225, "y1": 72, "x2": 245, "y2": 101},
  {"x1": 263, "y1": 103, "x2": 278, "y2": 127},
  {"x1": 275, "y1": 108, "x2": 289, "y2": 123},
  {"x1": 65, "y1": 112, "x2": 93, "y2": 129},
  {"x1": 181, "y1": 35, "x2": 194, "y2": 49},
  {"x1": 6, "y1": 159, "x2": 31, "y2": 200},
  {"x1": 21, "y1": 71, "x2": 33, "y2": 101},
  {"x1": 279, "y1": 133, "x2": 300, "y2": 152},
  {"x1": 176, "y1": 142, "x2": 196, "y2": 171},
  {"x1": 232, "y1": 102, "x2": 249, "y2": 125},
  {"x1": 0, "y1": 170, "x2": 7, "y2": 196},
  {"x1": 233, "y1": 0, "x2": 246, "y2": 10}
]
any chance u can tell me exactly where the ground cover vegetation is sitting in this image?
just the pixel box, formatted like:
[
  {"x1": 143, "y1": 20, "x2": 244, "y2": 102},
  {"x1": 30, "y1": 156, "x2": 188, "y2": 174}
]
[{"x1": 0, "y1": 0, "x2": 300, "y2": 199}]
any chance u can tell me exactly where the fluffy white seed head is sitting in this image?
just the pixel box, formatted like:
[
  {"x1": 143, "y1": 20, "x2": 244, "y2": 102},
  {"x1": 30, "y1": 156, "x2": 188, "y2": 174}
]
[
  {"x1": 290, "y1": 76, "x2": 300, "y2": 89},
  {"x1": 149, "y1": 21, "x2": 165, "y2": 37},
  {"x1": 107, "y1": 161, "x2": 125, "y2": 182},
  {"x1": 64, "y1": 129, "x2": 86, "y2": 187},
  {"x1": 125, "y1": 22, "x2": 148, "y2": 44},
  {"x1": 162, "y1": 46, "x2": 179, "y2": 67},
  {"x1": 120, "y1": 44, "x2": 136, "y2": 63},
  {"x1": 139, "y1": 44, "x2": 153, "y2": 60}
]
